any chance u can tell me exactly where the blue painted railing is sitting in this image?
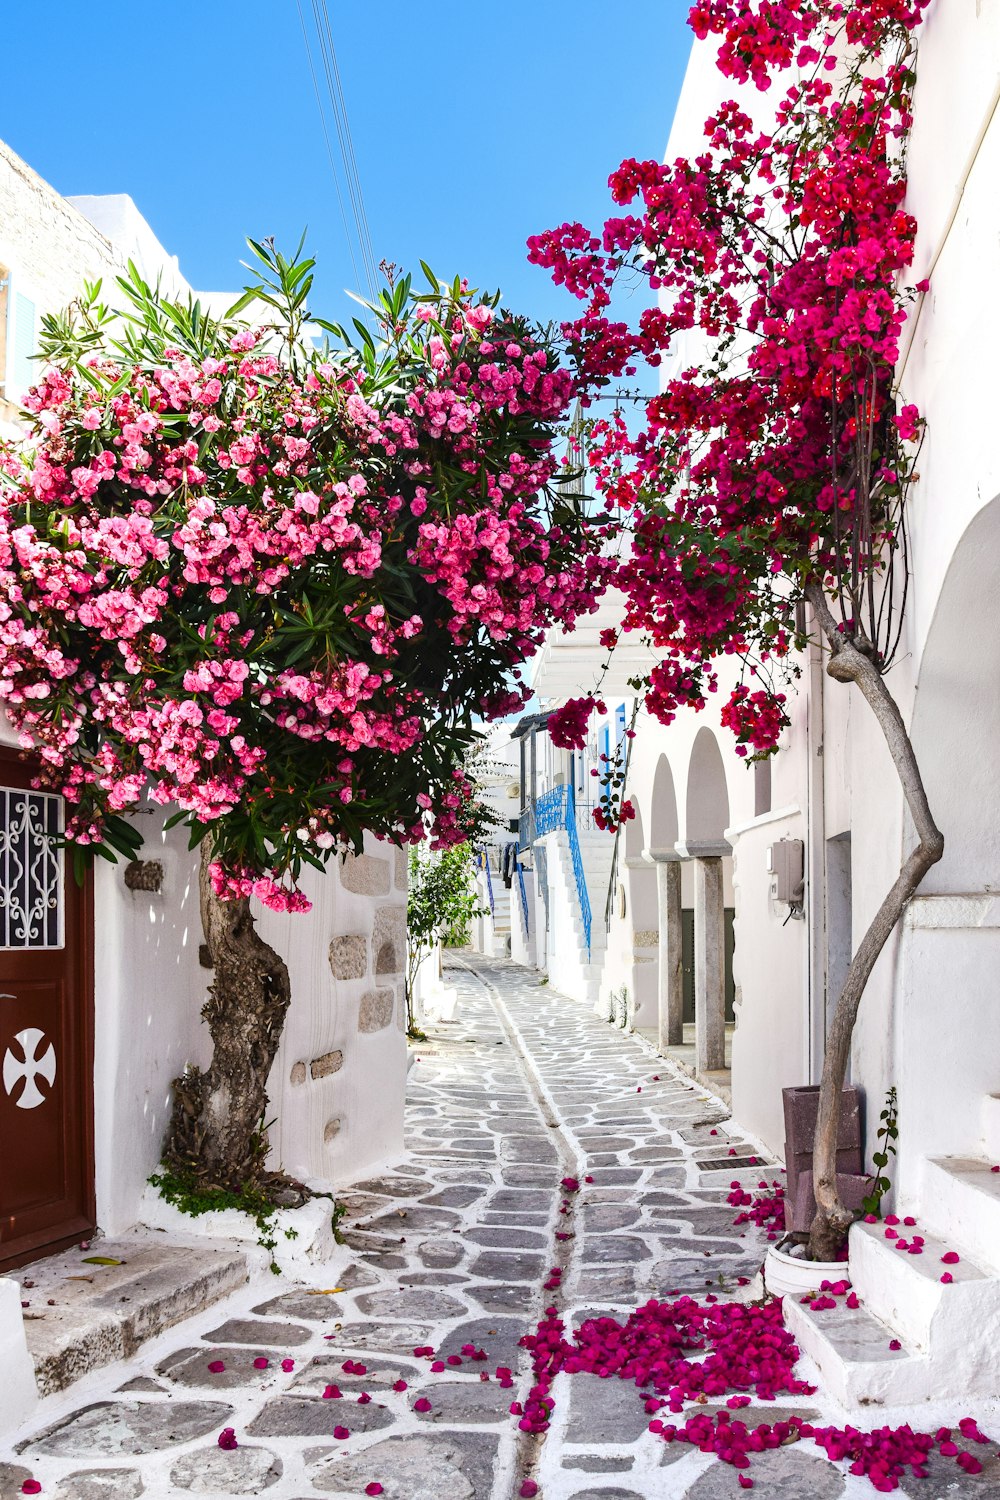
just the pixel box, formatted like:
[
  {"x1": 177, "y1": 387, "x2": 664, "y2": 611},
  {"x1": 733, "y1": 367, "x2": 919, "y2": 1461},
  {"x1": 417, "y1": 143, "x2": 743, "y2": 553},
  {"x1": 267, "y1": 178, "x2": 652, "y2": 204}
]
[
  {"x1": 516, "y1": 861, "x2": 530, "y2": 936},
  {"x1": 534, "y1": 786, "x2": 592, "y2": 958},
  {"x1": 476, "y1": 849, "x2": 495, "y2": 916}
]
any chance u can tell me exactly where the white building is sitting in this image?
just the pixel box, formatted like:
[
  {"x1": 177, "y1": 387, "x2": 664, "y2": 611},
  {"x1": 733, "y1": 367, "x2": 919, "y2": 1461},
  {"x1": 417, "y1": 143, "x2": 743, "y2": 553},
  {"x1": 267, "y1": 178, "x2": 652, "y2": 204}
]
[{"x1": 0, "y1": 140, "x2": 407, "y2": 1427}]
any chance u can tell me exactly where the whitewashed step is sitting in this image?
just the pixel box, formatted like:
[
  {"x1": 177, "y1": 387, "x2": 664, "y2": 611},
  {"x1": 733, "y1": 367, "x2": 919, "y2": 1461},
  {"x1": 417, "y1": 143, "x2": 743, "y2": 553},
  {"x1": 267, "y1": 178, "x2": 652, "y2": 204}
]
[
  {"x1": 849, "y1": 1219, "x2": 993, "y2": 1352},
  {"x1": 783, "y1": 1294, "x2": 920, "y2": 1407},
  {"x1": 921, "y1": 1156, "x2": 1000, "y2": 1272}
]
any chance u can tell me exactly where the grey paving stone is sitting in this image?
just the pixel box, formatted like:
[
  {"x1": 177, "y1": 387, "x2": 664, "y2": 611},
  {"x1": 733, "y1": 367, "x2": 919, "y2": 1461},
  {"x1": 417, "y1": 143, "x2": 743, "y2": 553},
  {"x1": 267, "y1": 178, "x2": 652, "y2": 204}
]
[
  {"x1": 584, "y1": 1169, "x2": 643, "y2": 1185},
  {"x1": 465, "y1": 1282, "x2": 537, "y2": 1314},
  {"x1": 569, "y1": 1490, "x2": 645, "y2": 1499},
  {"x1": 359, "y1": 1251, "x2": 409, "y2": 1269},
  {"x1": 581, "y1": 1205, "x2": 642, "y2": 1232},
  {"x1": 334, "y1": 1263, "x2": 380, "y2": 1290},
  {"x1": 685, "y1": 1448, "x2": 847, "y2": 1497},
  {"x1": 581, "y1": 1236, "x2": 653, "y2": 1264},
  {"x1": 251, "y1": 1291, "x2": 346, "y2": 1321},
  {"x1": 421, "y1": 1186, "x2": 487, "y2": 1208},
  {"x1": 115, "y1": 1377, "x2": 166, "y2": 1393},
  {"x1": 354, "y1": 1289, "x2": 468, "y2": 1321},
  {"x1": 157, "y1": 1345, "x2": 289, "y2": 1389},
  {"x1": 322, "y1": 1319, "x2": 433, "y2": 1351},
  {"x1": 291, "y1": 1354, "x2": 420, "y2": 1394},
  {"x1": 467, "y1": 1251, "x2": 545, "y2": 1282},
  {"x1": 246, "y1": 1395, "x2": 395, "y2": 1437},
  {"x1": 53, "y1": 1472, "x2": 144, "y2": 1500},
  {"x1": 418, "y1": 1238, "x2": 466, "y2": 1269},
  {"x1": 308, "y1": 1430, "x2": 497, "y2": 1498},
  {"x1": 898, "y1": 1441, "x2": 1000, "y2": 1497},
  {"x1": 0, "y1": 1465, "x2": 33, "y2": 1500},
  {"x1": 566, "y1": 1374, "x2": 654, "y2": 1443},
  {"x1": 202, "y1": 1317, "x2": 313, "y2": 1346},
  {"x1": 644, "y1": 1168, "x2": 687, "y2": 1187},
  {"x1": 19, "y1": 1400, "x2": 233, "y2": 1457},
  {"x1": 401, "y1": 1272, "x2": 470, "y2": 1287},
  {"x1": 488, "y1": 1190, "x2": 551, "y2": 1212},
  {"x1": 564, "y1": 1456, "x2": 634, "y2": 1473},
  {"x1": 503, "y1": 1137, "x2": 559, "y2": 1163},
  {"x1": 169, "y1": 1444, "x2": 282, "y2": 1492},
  {"x1": 361, "y1": 1208, "x2": 461, "y2": 1234},
  {"x1": 464, "y1": 1226, "x2": 547, "y2": 1249},
  {"x1": 575, "y1": 1138, "x2": 637, "y2": 1153},
  {"x1": 411, "y1": 1379, "x2": 511, "y2": 1423},
  {"x1": 435, "y1": 1316, "x2": 526, "y2": 1370},
  {"x1": 351, "y1": 1176, "x2": 427, "y2": 1198}
]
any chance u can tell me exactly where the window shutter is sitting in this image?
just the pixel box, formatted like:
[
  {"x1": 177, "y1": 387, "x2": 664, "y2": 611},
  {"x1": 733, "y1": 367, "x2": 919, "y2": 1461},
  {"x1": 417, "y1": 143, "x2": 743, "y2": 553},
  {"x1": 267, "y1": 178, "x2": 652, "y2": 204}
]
[{"x1": 10, "y1": 291, "x2": 36, "y2": 403}]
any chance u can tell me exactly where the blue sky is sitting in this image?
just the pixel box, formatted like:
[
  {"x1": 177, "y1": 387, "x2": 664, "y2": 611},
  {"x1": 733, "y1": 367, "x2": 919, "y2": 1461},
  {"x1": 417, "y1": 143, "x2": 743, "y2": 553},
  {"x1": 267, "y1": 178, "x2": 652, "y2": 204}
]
[{"x1": 3, "y1": 1, "x2": 692, "y2": 332}]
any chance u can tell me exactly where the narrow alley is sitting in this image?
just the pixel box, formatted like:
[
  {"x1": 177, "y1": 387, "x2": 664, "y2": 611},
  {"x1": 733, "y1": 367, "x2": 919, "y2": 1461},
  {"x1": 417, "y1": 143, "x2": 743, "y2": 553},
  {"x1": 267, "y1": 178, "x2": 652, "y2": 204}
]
[{"x1": 2, "y1": 959, "x2": 995, "y2": 1500}]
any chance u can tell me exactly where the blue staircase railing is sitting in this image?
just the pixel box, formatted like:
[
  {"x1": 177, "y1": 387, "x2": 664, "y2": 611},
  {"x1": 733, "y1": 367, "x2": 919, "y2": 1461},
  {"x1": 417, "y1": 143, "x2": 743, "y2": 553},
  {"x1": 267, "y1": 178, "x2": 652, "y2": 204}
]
[
  {"x1": 515, "y1": 861, "x2": 530, "y2": 936},
  {"x1": 476, "y1": 849, "x2": 495, "y2": 916},
  {"x1": 534, "y1": 786, "x2": 592, "y2": 958}
]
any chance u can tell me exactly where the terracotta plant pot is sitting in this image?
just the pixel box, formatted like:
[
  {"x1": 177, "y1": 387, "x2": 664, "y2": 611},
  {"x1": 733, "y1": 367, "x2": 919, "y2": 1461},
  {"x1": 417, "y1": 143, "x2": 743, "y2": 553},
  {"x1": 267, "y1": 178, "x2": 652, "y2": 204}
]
[{"x1": 763, "y1": 1241, "x2": 844, "y2": 1298}]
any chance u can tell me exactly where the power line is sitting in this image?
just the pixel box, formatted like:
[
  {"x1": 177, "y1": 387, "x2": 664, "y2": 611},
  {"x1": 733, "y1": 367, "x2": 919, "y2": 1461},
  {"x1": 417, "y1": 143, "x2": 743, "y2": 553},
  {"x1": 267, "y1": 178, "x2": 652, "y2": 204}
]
[
  {"x1": 294, "y1": 0, "x2": 366, "y2": 302},
  {"x1": 300, "y1": 0, "x2": 380, "y2": 306}
]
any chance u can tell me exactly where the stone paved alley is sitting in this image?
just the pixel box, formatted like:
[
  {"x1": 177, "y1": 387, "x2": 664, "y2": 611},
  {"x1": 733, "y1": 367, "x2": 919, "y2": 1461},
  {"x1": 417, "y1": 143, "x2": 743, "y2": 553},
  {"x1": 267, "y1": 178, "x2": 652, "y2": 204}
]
[{"x1": 2, "y1": 956, "x2": 999, "y2": 1500}]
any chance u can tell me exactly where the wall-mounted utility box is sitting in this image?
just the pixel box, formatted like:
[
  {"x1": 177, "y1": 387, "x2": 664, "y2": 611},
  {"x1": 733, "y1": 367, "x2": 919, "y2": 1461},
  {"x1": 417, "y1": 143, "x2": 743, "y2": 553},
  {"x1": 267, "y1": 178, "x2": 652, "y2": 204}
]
[{"x1": 766, "y1": 838, "x2": 804, "y2": 904}]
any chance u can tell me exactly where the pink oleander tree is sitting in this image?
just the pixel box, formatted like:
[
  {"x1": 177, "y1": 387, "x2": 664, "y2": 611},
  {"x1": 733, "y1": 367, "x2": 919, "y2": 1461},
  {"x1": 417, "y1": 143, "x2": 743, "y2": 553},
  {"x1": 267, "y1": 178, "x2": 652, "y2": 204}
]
[
  {"x1": 533, "y1": 0, "x2": 939, "y2": 1258},
  {"x1": 0, "y1": 243, "x2": 610, "y2": 1193}
]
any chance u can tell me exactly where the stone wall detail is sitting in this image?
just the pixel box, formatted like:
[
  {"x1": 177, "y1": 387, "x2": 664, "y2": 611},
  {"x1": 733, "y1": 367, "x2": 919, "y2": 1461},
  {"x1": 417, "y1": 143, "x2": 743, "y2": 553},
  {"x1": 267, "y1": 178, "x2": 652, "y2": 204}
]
[
  {"x1": 358, "y1": 988, "x2": 395, "y2": 1034},
  {"x1": 340, "y1": 853, "x2": 391, "y2": 896},
  {"x1": 310, "y1": 1050, "x2": 343, "y2": 1080},
  {"x1": 329, "y1": 934, "x2": 367, "y2": 980}
]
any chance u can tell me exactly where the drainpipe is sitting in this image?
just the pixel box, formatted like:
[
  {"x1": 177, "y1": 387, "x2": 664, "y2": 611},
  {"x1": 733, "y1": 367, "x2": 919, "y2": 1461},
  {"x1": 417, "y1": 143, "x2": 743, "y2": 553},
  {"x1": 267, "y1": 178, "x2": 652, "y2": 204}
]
[{"x1": 806, "y1": 607, "x2": 827, "y2": 1083}]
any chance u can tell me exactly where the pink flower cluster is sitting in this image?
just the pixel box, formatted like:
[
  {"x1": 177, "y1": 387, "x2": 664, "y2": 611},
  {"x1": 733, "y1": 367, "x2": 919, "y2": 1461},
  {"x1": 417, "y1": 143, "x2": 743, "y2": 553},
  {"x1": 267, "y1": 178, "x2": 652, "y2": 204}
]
[
  {"x1": 547, "y1": 695, "x2": 603, "y2": 749},
  {"x1": 518, "y1": 1292, "x2": 991, "y2": 1491},
  {"x1": 0, "y1": 276, "x2": 611, "y2": 901},
  {"x1": 530, "y1": 0, "x2": 927, "y2": 757},
  {"x1": 727, "y1": 1178, "x2": 786, "y2": 1239}
]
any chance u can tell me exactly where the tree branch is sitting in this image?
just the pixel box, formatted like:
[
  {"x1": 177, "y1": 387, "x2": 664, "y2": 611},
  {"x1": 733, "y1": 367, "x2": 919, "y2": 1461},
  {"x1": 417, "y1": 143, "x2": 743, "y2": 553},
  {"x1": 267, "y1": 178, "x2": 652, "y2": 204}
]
[{"x1": 804, "y1": 580, "x2": 943, "y2": 1259}]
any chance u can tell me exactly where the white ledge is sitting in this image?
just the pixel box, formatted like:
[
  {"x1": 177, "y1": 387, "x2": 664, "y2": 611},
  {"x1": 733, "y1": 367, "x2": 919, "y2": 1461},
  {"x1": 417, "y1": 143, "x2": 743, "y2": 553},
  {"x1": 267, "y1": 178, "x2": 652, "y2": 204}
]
[
  {"x1": 905, "y1": 893, "x2": 1000, "y2": 930},
  {"x1": 725, "y1": 804, "x2": 802, "y2": 841}
]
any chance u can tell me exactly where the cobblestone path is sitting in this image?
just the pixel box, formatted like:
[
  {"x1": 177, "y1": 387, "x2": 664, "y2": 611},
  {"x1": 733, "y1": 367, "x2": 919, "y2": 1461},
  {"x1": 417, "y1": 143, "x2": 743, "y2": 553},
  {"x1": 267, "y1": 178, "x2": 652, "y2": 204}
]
[{"x1": 3, "y1": 955, "x2": 993, "y2": 1499}]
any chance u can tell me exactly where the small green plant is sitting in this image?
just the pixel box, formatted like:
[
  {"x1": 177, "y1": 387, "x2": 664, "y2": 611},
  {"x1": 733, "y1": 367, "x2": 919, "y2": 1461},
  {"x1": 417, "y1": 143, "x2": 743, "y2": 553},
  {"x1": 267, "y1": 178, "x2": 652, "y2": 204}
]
[
  {"x1": 331, "y1": 1201, "x2": 348, "y2": 1244},
  {"x1": 862, "y1": 1086, "x2": 898, "y2": 1219},
  {"x1": 406, "y1": 844, "x2": 486, "y2": 1029},
  {"x1": 148, "y1": 1166, "x2": 298, "y2": 1274}
]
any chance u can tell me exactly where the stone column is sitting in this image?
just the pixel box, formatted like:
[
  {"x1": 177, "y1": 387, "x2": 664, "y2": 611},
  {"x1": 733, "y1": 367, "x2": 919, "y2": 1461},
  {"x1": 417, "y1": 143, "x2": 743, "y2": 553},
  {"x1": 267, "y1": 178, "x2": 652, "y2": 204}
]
[
  {"x1": 693, "y1": 855, "x2": 726, "y2": 1073},
  {"x1": 654, "y1": 857, "x2": 684, "y2": 1050}
]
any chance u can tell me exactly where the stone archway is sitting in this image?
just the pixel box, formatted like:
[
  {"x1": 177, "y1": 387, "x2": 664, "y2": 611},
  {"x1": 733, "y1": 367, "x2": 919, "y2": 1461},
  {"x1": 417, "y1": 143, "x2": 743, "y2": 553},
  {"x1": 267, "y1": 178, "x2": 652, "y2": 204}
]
[{"x1": 623, "y1": 804, "x2": 658, "y2": 1030}]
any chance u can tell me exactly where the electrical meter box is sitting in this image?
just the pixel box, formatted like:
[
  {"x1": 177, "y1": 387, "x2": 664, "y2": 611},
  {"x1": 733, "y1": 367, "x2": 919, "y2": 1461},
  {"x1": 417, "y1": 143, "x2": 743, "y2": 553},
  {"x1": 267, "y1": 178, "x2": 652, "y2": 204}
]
[{"x1": 766, "y1": 838, "x2": 804, "y2": 904}]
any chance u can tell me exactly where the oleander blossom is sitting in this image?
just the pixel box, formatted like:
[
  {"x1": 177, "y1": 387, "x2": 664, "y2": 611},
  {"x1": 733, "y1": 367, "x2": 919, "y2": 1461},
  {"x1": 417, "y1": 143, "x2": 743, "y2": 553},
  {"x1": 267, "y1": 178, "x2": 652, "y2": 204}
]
[{"x1": 0, "y1": 258, "x2": 612, "y2": 905}]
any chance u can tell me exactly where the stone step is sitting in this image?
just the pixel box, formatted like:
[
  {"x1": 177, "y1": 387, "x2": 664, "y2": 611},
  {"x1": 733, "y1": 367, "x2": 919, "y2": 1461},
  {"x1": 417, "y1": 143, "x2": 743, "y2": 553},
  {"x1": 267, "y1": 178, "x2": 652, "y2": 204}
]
[
  {"x1": 16, "y1": 1236, "x2": 248, "y2": 1397},
  {"x1": 782, "y1": 1291, "x2": 923, "y2": 1407},
  {"x1": 849, "y1": 1218, "x2": 993, "y2": 1352},
  {"x1": 921, "y1": 1155, "x2": 1000, "y2": 1271}
]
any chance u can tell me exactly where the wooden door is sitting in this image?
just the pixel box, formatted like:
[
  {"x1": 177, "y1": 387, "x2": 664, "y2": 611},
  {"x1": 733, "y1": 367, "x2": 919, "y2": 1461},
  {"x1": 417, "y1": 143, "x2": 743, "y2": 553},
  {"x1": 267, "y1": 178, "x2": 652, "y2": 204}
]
[{"x1": 0, "y1": 749, "x2": 94, "y2": 1270}]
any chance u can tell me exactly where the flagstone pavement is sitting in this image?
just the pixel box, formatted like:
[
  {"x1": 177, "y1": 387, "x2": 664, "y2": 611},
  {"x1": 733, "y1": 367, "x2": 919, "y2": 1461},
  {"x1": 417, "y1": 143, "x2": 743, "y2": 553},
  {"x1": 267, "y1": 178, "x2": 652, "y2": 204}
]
[{"x1": 3, "y1": 953, "x2": 999, "y2": 1499}]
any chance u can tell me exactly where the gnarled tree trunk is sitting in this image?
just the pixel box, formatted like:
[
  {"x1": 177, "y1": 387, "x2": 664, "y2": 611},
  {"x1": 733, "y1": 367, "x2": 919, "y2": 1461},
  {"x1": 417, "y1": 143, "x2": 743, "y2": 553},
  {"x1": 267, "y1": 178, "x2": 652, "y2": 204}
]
[
  {"x1": 164, "y1": 839, "x2": 293, "y2": 1193},
  {"x1": 805, "y1": 582, "x2": 944, "y2": 1261}
]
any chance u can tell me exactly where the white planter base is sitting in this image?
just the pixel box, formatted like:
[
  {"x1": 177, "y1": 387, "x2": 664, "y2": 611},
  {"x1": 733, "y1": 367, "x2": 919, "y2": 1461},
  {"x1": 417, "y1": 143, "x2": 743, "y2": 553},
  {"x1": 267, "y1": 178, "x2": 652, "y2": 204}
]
[
  {"x1": 139, "y1": 1184, "x2": 340, "y2": 1275},
  {"x1": 764, "y1": 1242, "x2": 846, "y2": 1298}
]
